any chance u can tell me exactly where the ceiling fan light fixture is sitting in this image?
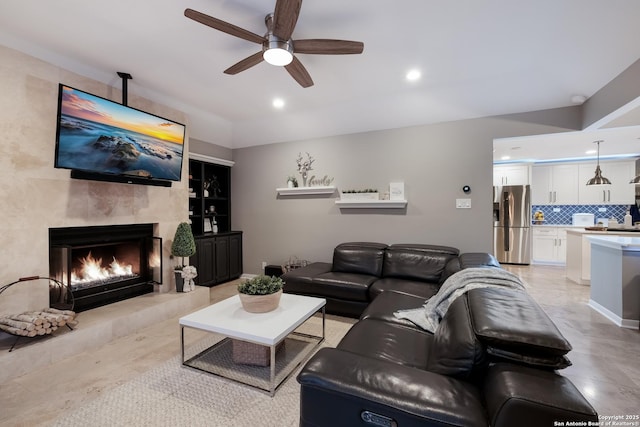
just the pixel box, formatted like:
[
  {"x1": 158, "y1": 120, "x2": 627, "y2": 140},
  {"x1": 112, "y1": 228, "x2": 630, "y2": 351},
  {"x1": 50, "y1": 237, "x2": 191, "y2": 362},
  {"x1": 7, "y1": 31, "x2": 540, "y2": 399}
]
[{"x1": 263, "y1": 35, "x2": 293, "y2": 66}]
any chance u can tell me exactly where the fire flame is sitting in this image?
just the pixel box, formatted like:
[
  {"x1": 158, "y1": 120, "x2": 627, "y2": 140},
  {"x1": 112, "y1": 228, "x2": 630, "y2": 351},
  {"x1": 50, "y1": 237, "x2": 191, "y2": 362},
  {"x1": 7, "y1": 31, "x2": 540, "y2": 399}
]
[{"x1": 71, "y1": 252, "x2": 133, "y2": 284}]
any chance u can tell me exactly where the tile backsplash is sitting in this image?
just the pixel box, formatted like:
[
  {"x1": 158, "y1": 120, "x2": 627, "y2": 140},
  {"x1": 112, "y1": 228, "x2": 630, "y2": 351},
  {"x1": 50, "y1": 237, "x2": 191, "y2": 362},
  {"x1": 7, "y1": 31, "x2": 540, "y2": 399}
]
[{"x1": 531, "y1": 205, "x2": 633, "y2": 225}]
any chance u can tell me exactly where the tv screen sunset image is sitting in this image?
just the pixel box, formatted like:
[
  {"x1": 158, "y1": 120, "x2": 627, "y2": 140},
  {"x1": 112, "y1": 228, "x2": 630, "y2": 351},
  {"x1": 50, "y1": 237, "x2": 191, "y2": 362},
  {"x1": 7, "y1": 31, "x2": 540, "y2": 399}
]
[{"x1": 55, "y1": 85, "x2": 186, "y2": 181}]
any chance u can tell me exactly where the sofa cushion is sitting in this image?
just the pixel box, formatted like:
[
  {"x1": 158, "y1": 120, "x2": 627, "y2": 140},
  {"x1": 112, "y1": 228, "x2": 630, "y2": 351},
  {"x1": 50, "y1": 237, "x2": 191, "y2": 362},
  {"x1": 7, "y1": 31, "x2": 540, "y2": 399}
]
[
  {"x1": 427, "y1": 294, "x2": 486, "y2": 380},
  {"x1": 360, "y1": 290, "x2": 427, "y2": 330},
  {"x1": 459, "y1": 252, "x2": 501, "y2": 270},
  {"x1": 312, "y1": 272, "x2": 377, "y2": 302},
  {"x1": 332, "y1": 242, "x2": 387, "y2": 276},
  {"x1": 369, "y1": 278, "x2": 439, "y2": 300},
  {"x1": 468, "y1": 288, "x2": 572, "y2": 368},
  {"x1": 486, "y1": 347, "x2": 572, "y2": 370},
  {"x1": 337, "y1": 318, "x2": 432, "y2": 369},
  {"x1": 281, "y1": 262, "x2": 333, "y2": 290},
  {"x1": 382, "y1": 244, "x2": 459, "y2": 283}
]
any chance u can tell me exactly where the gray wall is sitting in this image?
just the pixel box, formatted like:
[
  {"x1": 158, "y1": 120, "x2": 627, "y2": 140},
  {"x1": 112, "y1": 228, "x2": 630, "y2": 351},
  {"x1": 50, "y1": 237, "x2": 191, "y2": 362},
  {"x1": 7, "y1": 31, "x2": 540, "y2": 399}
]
[
  {"x1": 582, "y1": 58, "x2": 640, "y2": 128},
  {"x1": 232, "y1": 107, "x2": 581, "y2": 274},
  {"x1": 190, "y1": 138, "x2": 233, "y2": 161}
]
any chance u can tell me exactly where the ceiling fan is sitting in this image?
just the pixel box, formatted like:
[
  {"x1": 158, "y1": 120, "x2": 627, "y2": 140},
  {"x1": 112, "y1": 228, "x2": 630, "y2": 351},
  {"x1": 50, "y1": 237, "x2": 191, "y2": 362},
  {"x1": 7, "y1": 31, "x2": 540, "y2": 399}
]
[{"x1": 184, "y1": 0, "x2": 364, "y2": 88}]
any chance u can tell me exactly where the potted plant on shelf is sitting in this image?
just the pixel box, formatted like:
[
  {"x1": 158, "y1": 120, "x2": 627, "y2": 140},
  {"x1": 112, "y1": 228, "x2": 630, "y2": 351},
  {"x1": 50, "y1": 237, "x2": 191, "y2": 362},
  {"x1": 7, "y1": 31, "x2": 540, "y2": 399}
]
[
  {"x1": 237, "y1": 275, "x2": 284, "y2": 313},
  {"x1": 170, "y1": 222, "x2": 196, "y2": 292}
]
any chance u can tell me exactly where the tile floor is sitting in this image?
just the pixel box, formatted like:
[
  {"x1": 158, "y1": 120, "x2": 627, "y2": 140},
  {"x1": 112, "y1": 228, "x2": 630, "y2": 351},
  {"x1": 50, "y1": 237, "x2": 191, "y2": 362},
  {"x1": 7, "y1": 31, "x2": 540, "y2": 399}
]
[{"x1": 1, "y1": 265, "x2": 639, "y2": 426}]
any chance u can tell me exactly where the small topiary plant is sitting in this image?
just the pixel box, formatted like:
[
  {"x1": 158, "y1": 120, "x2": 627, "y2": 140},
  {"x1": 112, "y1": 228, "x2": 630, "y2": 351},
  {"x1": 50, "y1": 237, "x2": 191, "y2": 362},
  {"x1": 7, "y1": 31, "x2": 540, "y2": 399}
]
[
  {"x1": 238, "y1": 275, "x2": 284, "y2": 295},
  {"x1": 171, "y1": 222, "x2": 196, "y2": 268}
]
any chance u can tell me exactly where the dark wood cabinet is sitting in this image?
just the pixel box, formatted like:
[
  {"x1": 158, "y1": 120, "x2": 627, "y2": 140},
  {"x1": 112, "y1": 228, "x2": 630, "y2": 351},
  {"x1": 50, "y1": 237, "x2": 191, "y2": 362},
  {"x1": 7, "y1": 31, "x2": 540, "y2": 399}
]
[
  {"x1": 190, "y1": 231, "x2": 243, "y2": 287},
  {"x1": 187, "y1": 156, "x2": 242, "y2": 286},
  {"x1": 229, "y1": 233, "x2": 242, "y2": 279}
]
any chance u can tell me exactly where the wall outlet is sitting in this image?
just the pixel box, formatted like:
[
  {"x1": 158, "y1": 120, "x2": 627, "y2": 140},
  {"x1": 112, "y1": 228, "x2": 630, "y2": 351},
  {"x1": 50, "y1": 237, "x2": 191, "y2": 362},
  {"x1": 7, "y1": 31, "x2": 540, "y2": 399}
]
[
  {"x1": 553, "y1": 208, "x2": 561, "y2": 212},
  {"x1": 261, "y1": 261, "x2": 267, "y2": 270},
  {"x1": 598, "y1": 207, "x2": 607, "y2": 212},
  {"x1": 455, "y1": 198, "x2": 471, "y2": 209}
]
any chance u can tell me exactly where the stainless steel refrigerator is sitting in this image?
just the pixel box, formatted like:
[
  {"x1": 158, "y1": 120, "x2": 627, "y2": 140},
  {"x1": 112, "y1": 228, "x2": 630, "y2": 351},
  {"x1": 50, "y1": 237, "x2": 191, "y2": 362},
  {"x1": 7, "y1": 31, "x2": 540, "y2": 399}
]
[{"x1": 493, "y1": 185, "x2": 531, "y2": 264}]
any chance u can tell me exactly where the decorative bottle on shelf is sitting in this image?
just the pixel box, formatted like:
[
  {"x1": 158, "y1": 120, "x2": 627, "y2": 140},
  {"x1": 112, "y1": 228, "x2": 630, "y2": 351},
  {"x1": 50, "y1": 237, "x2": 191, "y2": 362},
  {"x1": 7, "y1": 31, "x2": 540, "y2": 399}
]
[
  {"x1": 212, "y1": 217, "x2": 218, "y2": 234},
  {"x1": 624, "y1": 210, "x2": 632, "y2": 227}
]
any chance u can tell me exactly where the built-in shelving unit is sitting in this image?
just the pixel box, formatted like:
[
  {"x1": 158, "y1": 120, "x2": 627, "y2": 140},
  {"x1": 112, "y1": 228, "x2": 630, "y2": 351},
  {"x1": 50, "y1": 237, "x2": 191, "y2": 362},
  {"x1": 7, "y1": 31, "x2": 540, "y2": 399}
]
[
  {"x1": 335, "y1": 200, "x2": 408, "y2": 209},
  {"x1": 276, "y1": 186, "x2": 336, "y2": 196},
  {"x1": 189, "y1": 157, "x2": 232, "y2": 236},
  {"x1": 188, "y1": 154, "x2": 242, "y2": 287}
]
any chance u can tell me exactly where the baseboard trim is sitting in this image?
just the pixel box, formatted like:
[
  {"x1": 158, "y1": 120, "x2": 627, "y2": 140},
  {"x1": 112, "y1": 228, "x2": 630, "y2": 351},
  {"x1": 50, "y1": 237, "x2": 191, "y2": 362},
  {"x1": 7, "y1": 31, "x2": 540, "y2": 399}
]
[{"x1": 588, "y1": 299, "x2": 640, "y2": 329}]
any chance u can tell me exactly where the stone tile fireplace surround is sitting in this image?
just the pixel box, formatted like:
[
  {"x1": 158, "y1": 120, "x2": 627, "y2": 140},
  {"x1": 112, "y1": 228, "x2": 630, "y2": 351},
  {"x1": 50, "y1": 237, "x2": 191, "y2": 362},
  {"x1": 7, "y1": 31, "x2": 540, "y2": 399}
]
[
  {"x1": 0, "y1": 45, "x2": 191, "y2": 319},
  {"x1": 0, "y1": 46, "x2": 216, "y2": 381}
]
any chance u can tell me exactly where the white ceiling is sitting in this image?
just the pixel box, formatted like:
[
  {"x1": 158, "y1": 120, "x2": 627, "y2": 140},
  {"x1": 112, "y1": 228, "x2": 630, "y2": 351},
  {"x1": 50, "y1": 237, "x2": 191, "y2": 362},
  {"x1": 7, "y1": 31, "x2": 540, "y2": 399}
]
[{"x1": 2, "y1": 0, "x2": 640, "y2": 159}]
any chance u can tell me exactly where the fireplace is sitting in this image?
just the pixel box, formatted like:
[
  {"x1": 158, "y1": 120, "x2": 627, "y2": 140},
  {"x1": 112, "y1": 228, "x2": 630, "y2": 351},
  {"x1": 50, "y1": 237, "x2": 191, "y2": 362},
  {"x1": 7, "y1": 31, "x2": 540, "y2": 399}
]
[{"x1": 49, "y1": 224, "x2": 162, "y2": 312}]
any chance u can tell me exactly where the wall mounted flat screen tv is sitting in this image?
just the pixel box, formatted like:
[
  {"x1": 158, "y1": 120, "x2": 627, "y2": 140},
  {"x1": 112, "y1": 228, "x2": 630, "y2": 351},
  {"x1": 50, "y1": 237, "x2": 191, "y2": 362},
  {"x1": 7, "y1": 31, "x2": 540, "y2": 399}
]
[{"x1": 54, "y1": 84, "x2": 186, "y2": 186}]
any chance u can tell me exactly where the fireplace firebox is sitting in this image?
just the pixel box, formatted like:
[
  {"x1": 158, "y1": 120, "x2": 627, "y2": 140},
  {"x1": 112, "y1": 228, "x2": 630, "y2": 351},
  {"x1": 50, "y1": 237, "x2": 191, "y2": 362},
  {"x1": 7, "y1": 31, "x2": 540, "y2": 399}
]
[{"x1": 49, "y1": 224, "x2": 162, "y2": 312}]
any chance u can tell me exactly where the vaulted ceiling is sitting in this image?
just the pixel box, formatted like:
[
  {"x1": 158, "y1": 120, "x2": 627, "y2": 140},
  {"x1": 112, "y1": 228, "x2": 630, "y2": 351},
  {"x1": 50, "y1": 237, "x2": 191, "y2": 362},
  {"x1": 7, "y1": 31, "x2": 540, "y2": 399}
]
[{"x1": 2, "y1": 0, "x2": 640, "y2": 158}]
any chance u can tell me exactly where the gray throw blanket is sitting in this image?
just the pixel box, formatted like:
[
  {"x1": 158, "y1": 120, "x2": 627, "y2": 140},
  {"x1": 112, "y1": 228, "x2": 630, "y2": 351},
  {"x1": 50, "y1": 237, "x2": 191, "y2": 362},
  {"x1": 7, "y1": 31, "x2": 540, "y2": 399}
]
[{"x1": 393, "y1": 267, "x2": 526, "y2": 333}]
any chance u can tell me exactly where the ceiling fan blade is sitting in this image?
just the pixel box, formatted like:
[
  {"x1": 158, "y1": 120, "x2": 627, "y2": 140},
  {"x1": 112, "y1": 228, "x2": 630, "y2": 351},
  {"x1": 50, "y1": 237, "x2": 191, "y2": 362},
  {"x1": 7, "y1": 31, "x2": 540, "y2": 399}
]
[
  {"x1": 184, "y1": 8, "x2": 264, "y2": 44},
  {"x1": 272, "y1": 0, "x2": 302, "y2": 40},
  {"x1": 293, "y1": 39, "x2": 364, "y2": 55},
  {"x1": 285, "y1": 56, "x2": 314, "y2": 88},
  {"x1": 224, "y1": 51, "x2": 264, "y2": 75}
]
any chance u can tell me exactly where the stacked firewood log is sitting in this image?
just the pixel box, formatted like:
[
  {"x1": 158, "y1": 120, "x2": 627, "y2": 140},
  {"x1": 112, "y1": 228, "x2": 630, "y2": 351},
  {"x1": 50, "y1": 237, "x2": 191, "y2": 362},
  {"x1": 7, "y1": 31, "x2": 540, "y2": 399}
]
[{"x1": 0, "y1": 308, "x2": 77, "y2": 337}]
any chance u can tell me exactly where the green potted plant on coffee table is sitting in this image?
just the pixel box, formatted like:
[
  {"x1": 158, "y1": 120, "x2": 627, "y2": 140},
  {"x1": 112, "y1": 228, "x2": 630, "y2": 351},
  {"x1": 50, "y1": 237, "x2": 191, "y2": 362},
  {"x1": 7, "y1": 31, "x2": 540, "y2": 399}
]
[
  {"x1": 170, "y1": 222, "x2": 196, "y2": 292},
  {"x1": 237, "y1": 275, "x2": 284, "y2": 313}
]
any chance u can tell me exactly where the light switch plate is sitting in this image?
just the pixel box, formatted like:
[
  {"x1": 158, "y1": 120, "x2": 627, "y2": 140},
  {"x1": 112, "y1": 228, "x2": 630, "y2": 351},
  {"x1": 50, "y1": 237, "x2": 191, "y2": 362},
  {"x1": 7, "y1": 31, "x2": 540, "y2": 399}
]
[{"x1": 456, "y1": 198, "x2": 471, "y2": 209}]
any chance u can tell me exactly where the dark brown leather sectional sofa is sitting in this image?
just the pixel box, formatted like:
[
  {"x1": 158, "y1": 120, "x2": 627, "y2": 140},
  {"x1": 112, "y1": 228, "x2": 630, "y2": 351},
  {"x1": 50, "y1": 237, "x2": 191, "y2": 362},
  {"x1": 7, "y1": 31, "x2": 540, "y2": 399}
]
[{"x1": 282, "y1": 242, "x2": 598, "y2": 427}]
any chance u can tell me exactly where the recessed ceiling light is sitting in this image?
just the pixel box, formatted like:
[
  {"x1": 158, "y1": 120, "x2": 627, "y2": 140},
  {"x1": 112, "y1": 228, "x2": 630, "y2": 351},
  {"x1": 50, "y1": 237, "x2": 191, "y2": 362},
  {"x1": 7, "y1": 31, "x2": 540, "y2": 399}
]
[
  {"x1": 406, "y1": 69, "x2": 421, "y2": 82},
  {"x1": 501, "y1": 156, "x2": 511, "y2": 160},
  {"x1": 272, "y1": 98, "x2": 285, "y2": 109}
]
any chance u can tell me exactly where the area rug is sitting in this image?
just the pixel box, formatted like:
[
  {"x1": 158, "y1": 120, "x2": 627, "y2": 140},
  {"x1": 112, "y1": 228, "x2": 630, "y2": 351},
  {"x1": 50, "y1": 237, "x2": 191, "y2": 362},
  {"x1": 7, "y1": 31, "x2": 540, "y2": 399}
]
[{"x1": 48, "y1": 315, "x2": 355, "y2": 427}]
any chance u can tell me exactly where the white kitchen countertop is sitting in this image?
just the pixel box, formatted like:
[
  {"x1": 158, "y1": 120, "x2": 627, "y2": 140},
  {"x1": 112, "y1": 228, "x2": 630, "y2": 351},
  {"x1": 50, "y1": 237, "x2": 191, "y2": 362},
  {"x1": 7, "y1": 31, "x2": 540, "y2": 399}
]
[
  {"x1": 587, "y1": 235, "x2": 640, "y2": 251},
  {"x1": 566, "y1": 228, "x2": 640, "y2": 236},
  {"x1": 531, "y1": 224, "x2": 587, "y2": 228}
]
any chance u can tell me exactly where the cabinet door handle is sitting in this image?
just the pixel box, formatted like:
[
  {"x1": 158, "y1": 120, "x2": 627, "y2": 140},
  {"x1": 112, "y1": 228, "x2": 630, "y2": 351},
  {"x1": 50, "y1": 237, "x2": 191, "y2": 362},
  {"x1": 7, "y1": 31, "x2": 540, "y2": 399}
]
[
  {"x1": 608, "y1": 190, "x2": 610, "y2": 202},
  {"x1": 602, "y1": 190, "x2": 605, "y2": 203},
  {"x1": 553, "y1": 191, "x2": 557, "y2": 203},
  {"x1": 549, "y1": 191, "x2": 552, "y2": 203}
]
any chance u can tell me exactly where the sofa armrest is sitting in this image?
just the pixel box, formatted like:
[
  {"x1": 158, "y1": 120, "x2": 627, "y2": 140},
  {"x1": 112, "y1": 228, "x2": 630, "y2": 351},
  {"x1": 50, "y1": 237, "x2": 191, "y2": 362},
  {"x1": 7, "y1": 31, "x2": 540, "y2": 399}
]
[
  {"x1": 297, "y1": 348, "x2": 488, "y2": 427},
  {"x1": 483, "y1": 363, "x2": 598, "y2": 427}
]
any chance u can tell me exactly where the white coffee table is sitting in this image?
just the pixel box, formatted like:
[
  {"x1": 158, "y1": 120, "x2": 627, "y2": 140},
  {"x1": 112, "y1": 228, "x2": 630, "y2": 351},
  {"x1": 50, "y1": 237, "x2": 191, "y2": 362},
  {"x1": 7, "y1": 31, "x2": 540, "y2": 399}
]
[{"x1": 179, "y1": 293, "x2": 326, "y2": 396}]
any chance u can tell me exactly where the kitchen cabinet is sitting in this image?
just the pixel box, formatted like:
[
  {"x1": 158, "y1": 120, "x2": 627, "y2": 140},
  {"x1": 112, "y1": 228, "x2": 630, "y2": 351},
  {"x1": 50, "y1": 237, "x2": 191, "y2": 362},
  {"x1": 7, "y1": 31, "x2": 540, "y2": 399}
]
[
  {"x1": 190, "y1": 231, "x2": 243, "y2": 287},
  {"x1": 493, "y1": 164, "x2": 530, "y2": 186},
  {"x1": 532, "y1": 227, "x2": 568, "y2": 263},
  {"x1": 531, "y1": 164, "x2": 579, "y2": 205},
  {"x1": 578, "y1": 160, "x2": 636, "y2": 205}
]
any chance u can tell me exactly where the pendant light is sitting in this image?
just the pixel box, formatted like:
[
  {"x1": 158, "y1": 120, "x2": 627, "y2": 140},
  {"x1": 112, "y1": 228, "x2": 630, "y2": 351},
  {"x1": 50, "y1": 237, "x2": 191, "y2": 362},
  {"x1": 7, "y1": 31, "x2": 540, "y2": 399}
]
[{"x1": 586, "y1": 140, "x2": 611, "y2": 186}]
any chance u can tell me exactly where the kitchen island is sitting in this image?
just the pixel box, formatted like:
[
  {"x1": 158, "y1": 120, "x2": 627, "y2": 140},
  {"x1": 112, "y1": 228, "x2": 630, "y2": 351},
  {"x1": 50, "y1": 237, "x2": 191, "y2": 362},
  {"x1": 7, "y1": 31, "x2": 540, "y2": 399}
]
[
  {"x1": 587, "y1": 235, "x2": 640, "y2": 329},
  {"x1": 566, "y1": 227, "x2": 640, "y2": 284}
]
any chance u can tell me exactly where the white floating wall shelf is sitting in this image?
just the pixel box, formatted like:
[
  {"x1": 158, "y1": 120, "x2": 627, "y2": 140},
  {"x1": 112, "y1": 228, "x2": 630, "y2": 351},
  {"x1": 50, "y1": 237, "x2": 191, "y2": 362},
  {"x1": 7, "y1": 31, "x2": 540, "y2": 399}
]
[
  {"x1": 335, "y1": 200, "x2": 408, "y2": 209},
  {"x1": 276, "y1": 186, "x2": 336, "y2": 196}
]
